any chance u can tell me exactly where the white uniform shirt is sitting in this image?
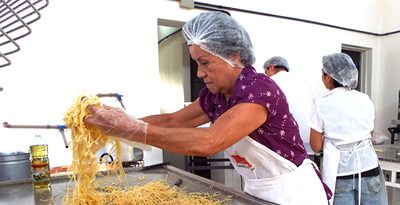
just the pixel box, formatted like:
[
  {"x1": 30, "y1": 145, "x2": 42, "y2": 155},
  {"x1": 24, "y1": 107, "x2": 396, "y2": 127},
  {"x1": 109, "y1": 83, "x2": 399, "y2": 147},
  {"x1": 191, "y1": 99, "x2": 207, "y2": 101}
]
[
  {"x1": 270, "y1": 71, "x2": 317, "y2": 153},
  {"x1": 310, "y1": 87, "x2": 378, "y2": 175}
]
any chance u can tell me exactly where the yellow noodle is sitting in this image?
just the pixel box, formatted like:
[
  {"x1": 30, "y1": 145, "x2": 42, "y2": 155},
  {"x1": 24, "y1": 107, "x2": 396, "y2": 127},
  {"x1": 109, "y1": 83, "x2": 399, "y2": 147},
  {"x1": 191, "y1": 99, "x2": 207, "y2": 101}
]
[
  {"x1": 63, "y1": 94, "x2": 111, "y2": 205},
  {"x1": 63, "y1": 93, "x2": 227, "y2": 205}
]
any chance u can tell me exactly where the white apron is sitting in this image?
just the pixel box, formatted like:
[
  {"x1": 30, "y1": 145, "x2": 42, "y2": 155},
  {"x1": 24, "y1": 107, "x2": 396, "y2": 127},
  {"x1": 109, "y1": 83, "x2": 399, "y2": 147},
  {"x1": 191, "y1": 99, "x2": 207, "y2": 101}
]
[
  {"x1": 322, "y1": 138, "x2": 340, "y2": 205},
  {"x1": 225, "y1": 136, "x2": 328, "y2": 205},
  {"x1": 322, "y1": 138, "x2": 379, "y2": 205}
]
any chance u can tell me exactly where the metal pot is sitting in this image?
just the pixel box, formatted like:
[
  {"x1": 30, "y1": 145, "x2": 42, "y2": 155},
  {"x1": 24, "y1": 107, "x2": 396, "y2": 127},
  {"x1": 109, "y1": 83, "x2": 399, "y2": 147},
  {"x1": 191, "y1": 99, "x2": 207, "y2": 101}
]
[{"x1": 0, "y1": 152, "x2": 31, "y2": 181}]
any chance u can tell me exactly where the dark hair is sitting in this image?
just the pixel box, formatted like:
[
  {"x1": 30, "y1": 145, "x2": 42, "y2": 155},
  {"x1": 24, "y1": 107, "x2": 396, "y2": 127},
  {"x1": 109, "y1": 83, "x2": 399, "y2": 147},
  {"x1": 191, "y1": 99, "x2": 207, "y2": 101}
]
[
  {"x1": 323, "y1": 72, "x2": 343, "y2": 88},
  {"x1": 275, "y1": 66, "x2": 289, "y2": 72}
]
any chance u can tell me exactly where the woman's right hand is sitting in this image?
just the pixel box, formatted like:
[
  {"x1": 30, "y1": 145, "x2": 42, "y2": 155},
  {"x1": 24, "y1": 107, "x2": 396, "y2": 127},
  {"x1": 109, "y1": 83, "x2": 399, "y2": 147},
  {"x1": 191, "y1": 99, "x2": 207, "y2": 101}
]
[{"x1": 84, "y1": 105, "x2": 148, "y2": 143}]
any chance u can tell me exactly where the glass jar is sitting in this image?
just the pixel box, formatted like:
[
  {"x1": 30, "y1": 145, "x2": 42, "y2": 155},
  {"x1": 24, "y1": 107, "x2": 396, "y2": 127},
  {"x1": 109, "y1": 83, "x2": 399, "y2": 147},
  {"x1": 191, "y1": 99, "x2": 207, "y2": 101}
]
[{"x1": 30, "y1": 135, "x2": 51, "y2": 190}]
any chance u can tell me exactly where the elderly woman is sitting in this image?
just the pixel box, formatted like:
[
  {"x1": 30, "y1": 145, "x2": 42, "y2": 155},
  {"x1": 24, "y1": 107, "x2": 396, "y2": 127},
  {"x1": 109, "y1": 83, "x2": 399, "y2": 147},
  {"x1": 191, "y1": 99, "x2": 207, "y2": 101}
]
[
  {"x1": 86, "y1": 11, "x2": 330, "y2": 204},
  {"x1": 310, "y1": 53, "x2": 388, "y2": 205}
]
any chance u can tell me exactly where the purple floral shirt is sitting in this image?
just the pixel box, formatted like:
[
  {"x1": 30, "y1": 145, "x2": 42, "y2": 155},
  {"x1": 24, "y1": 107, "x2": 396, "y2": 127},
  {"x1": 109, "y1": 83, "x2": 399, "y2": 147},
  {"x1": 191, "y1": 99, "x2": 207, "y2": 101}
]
[{"x1": 199, "y1": 66, "x2": 307, "y2": 166}]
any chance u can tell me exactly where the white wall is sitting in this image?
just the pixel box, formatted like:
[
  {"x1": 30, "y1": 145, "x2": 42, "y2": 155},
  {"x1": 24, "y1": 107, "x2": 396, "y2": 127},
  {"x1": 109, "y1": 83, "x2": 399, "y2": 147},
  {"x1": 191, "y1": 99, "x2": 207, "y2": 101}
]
[
  {"x1": 377, "y1": 0, "x2": 400, "y2": 133},
  {"x1": 0, "y1": 0, "x2": 399, "y2": 167},
  {"x1": 377, "y1": 34, "x2": 400, "y2": 133},
  {"x1": 380, "y1": 0, "x2": 400, "y2": 33},
  {"x1": 0, "y1": 0, "x2": 163, "y2": 167}
]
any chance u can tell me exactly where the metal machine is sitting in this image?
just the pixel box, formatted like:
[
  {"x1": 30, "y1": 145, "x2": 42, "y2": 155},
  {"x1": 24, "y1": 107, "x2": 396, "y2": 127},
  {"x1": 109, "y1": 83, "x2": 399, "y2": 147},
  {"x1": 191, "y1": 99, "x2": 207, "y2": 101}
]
[{"x1": 388, "y1": 90, "x2": 400, "y2": 144}]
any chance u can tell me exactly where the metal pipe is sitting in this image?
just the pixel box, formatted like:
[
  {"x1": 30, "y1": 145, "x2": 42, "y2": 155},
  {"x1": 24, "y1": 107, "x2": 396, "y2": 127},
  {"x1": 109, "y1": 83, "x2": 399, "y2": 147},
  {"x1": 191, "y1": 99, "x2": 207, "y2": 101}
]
[
  {"x1": 96, "y1": 93, "x2": 126, "y2": 109},
  {"x1": 193, "y1": 1, "x2": 400, "y2": 36},
  {"x1": 2, "y1": 122, "x2": 69, "y2": 148}
]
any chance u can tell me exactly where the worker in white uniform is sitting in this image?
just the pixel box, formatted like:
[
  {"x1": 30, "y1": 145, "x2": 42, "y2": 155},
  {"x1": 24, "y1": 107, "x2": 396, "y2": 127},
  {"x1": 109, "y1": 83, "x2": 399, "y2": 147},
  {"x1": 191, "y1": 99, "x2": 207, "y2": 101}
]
[
  {"x1": 310, "y1": 53, "x2": 388, "y2": 205},
  {"x1": 263, "y1": 56, "x2": 317, "y2": 156},
  {"x1": 85, "y1": 11, "x2": 332, "y2": 205}
]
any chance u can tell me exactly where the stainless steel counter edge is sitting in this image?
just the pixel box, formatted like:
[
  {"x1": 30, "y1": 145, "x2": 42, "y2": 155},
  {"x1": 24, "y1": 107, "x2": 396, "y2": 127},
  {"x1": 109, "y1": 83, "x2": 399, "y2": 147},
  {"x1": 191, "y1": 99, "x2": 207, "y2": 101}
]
[
  {"x1": 158, "y1": 165, "x2": 276, "y2": 205},
  {"x1": 0, "y1": 164, "x2": 277, "y2": 205}
]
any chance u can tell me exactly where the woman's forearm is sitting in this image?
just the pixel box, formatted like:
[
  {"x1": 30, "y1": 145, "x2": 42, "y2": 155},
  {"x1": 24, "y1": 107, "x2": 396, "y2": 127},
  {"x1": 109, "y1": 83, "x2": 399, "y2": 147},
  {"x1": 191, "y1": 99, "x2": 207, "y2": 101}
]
[{"x1": 144, "y1": 125, "x2": 224, "y2": 157}]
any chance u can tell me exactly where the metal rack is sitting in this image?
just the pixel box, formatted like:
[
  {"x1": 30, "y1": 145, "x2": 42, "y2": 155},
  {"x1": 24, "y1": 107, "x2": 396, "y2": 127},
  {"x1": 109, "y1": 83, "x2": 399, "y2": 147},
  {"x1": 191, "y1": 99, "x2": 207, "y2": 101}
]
[{"x1": 0, "y1": 0, "x2": 49, "y2": 68}]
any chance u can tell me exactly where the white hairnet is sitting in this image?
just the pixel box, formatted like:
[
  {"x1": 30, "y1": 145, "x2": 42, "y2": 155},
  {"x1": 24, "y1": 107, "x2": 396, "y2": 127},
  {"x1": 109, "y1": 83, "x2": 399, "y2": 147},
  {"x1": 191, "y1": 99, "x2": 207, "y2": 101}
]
[
  {"x1": 182, "y1": 11, "x2": 255, "y2": 67},
  {"x1": 322, "y1": 53, "x2": 358, "y2": 89},
  {"x1": 263, "y1": 56, "x2": 290, "y2": 71}
]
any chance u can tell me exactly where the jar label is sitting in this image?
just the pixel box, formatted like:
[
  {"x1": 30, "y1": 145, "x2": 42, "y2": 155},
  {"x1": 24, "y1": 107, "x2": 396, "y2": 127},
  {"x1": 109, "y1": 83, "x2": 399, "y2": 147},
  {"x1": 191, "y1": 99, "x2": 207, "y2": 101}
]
[
  {"x1": 30, "y1": 145, "x2": 48, "y2": 157},
  {"x1": 31, "y1": 162, "x2": 50, "y2": 182}
]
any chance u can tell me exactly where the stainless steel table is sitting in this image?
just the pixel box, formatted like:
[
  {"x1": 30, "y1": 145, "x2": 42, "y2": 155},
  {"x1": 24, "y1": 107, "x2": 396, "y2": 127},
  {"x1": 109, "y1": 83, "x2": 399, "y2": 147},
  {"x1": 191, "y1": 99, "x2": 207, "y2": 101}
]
[
  {"x1": 0, "y1": 164, "x2": 276, "y2": 205},
  {"x1": 375, "y1": 144, "x2": 400, "y2": 188},
  {"x1": 389, "y1": 120, "x2": 400, "y2": 144}
]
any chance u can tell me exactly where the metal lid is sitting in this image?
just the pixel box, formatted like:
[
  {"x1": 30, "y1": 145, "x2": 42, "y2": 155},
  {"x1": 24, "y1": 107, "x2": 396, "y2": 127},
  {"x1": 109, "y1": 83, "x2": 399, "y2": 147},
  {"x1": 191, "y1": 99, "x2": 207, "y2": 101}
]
[{"x1": 0, "y1": 152, "x2": 30, "y2": 162}]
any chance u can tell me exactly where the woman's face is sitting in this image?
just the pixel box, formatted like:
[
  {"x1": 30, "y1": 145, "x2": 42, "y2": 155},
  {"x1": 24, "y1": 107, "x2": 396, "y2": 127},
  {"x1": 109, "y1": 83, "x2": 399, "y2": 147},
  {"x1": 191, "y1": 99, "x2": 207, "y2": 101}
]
[{"x1": 189, "y1": 45, "x2": 240, "y2": 95}]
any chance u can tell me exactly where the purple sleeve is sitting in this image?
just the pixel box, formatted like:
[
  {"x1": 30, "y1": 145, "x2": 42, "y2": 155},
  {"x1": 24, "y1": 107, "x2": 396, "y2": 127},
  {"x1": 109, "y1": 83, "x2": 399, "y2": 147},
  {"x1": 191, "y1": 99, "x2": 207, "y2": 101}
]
[
  {"x1": 199, "y1": 87, "x2": 209, "y2": 115},
  {"x1": 232, "y1": 76, "x2": 288, "y2": 120},
  {"x1": 198, "y1": 87, "x2": 223, "y2": 123}
]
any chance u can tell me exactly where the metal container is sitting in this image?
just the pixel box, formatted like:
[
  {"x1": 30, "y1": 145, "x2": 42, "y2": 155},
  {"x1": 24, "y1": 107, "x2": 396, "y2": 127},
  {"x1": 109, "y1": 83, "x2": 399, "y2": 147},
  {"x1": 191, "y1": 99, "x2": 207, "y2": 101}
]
[{"x1": 0, "y1": 152, "x2": 31, "y2": 181}]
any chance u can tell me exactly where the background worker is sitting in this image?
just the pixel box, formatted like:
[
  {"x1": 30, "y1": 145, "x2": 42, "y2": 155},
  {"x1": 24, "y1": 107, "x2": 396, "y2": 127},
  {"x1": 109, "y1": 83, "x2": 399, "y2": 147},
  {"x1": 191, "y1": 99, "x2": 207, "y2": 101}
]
[
  {"x1": 310, "y1": 53, "x2": 388, "y2": 205},
  {"x1": 263, "y1": 56, "x2": 317, "y2": 156},
  {"x1": 86, "y1": 11, "x2": 331, "y2": 204}
]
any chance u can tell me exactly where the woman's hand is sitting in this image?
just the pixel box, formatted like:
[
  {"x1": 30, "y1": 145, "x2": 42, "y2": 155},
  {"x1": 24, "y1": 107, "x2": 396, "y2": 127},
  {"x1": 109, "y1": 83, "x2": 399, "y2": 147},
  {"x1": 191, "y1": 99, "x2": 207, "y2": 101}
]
[{"x1": 84, "y1": 105, "x2": 147, "y2": 143}]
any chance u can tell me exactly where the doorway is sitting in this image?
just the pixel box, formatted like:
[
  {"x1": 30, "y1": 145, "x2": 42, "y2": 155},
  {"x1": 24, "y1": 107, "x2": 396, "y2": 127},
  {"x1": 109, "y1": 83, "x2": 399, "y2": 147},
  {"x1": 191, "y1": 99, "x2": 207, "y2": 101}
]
[
  {"x1": 342, "y1": 50, "x2": 361, "y2": 91},
  {"x1": 341, "y1": 45, "x2": 372, "y2": 96},
  {"x1": 157, "y1": 19, "x2": 212, "y2": 179}
]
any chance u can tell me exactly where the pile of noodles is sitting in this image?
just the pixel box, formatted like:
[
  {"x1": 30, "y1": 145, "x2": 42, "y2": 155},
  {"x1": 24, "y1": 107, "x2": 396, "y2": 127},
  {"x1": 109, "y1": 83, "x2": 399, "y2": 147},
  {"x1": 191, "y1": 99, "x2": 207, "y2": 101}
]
[{"x1": 62, "y1": 93, "x2": 227, "y2": 205}]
